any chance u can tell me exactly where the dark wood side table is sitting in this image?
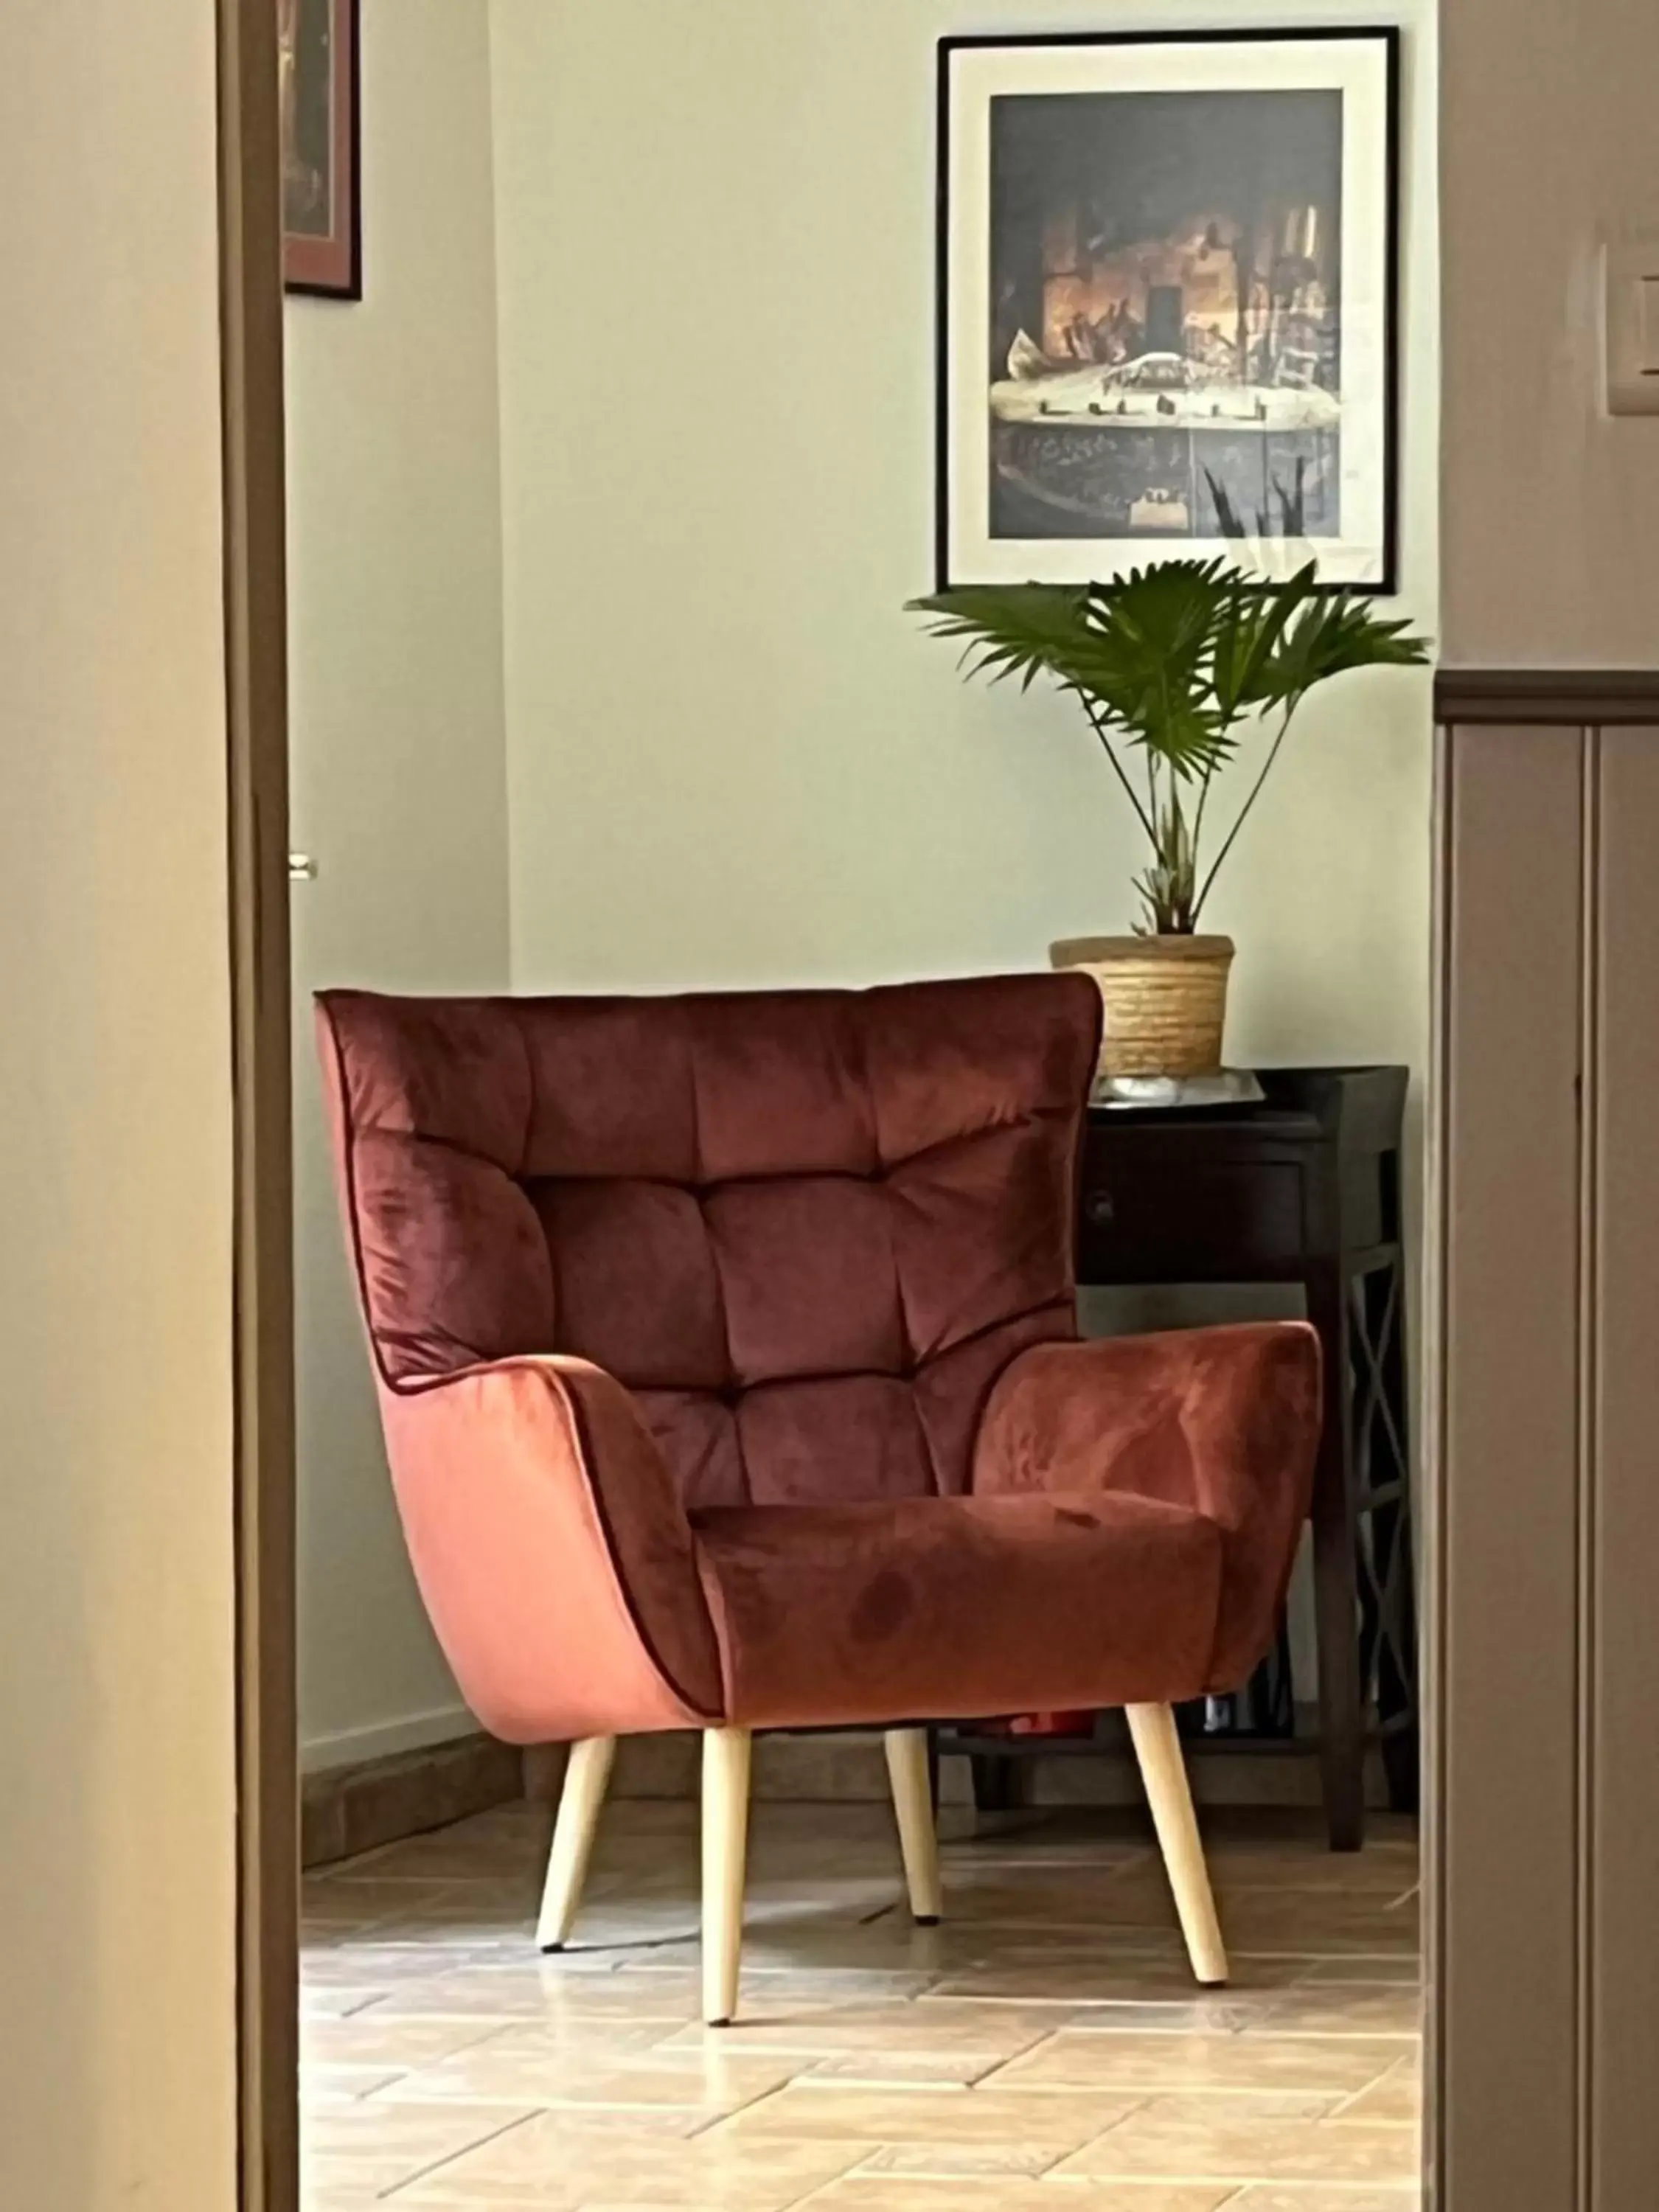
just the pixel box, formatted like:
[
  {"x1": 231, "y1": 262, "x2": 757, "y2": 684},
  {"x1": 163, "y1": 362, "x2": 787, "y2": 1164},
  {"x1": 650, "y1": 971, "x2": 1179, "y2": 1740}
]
[{"x1": 942, "y1": 1068, "x2": 1419, "y2": 1853}]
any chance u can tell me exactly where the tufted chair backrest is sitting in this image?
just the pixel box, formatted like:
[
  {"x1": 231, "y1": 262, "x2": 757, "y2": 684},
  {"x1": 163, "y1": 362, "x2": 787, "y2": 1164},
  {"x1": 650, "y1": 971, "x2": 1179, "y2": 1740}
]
[{"x1": 317, "y1": 974, "x2": 1101, "y2": 1511}]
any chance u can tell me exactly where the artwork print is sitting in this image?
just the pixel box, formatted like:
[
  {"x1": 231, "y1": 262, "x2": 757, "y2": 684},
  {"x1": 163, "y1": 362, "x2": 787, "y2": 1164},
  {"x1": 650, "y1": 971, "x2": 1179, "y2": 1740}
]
[
  {"x1": 280, "y1": 0, "x2": 361, "y2": 298},
  {"x1": 939, "y1": 33, "x2": 1399, "y2": 589}
]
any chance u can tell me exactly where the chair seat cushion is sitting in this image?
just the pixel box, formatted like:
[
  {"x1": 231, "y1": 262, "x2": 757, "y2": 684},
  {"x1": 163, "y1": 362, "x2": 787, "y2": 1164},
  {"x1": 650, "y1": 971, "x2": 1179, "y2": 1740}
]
[{"x1": 690, "y1": 1492, "x2": 1224, "y2": 1729}]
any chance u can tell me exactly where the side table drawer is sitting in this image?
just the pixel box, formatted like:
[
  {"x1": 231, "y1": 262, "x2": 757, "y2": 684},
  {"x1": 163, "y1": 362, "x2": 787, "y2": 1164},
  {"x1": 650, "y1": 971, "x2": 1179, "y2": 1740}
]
[{"x1": 1077, "y1": 1155, "x2": 1306, "y2": 1279}]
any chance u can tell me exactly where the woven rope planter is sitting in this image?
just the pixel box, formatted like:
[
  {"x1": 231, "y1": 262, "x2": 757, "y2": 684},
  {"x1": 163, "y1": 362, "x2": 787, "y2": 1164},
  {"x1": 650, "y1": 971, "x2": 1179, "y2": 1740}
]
[{"x1": 1051, "y1": 933, "x2": 1235, "y2": 1079}]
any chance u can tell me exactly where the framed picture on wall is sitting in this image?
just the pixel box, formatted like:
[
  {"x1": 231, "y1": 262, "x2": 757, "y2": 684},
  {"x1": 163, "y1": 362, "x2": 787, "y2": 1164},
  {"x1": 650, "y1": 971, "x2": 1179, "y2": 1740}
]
[
  {"x1": 279, "y1": 0, "x2": 361, "y2": 298},
  {"x1": 937, "y1": 29, "x2": 1399, "y2": 591}
]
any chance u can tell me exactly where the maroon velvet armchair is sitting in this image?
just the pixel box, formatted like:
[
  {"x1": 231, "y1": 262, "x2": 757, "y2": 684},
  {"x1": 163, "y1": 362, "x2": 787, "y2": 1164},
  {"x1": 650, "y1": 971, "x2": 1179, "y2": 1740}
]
[{"x1": 318, "y1": 973, "x2": 1319, "y2": 2023}]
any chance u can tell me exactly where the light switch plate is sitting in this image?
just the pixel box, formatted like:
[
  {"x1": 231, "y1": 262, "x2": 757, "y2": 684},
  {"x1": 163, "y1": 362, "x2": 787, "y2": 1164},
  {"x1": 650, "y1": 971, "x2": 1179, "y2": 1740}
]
[{"x1": 1604, "y1": 240, "x2": 1659, "y2": 414}]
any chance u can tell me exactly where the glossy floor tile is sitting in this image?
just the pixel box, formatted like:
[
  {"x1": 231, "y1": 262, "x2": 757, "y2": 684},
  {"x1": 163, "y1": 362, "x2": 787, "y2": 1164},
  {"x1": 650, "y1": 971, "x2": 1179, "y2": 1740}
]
[{"x1": 301, "y1": 1792, "x2": 1423, "y2": 2208}]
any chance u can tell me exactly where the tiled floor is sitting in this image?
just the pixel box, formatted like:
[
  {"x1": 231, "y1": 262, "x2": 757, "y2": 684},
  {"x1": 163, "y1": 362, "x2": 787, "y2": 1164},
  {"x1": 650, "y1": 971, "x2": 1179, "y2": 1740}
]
[{"x1": 301, "y1": 1790, "x2": 1424, "y2": 2211}]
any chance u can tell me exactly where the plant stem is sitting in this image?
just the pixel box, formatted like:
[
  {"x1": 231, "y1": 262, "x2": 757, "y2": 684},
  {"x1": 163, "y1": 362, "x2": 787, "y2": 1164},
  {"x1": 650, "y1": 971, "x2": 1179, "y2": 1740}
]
[
  {"x1": 1189, "y1": 768, "x2": 1213, "y2": 889},
  {"x1": 1081, "y1": 701, "x2": 1159, "y2": 846},
  {"x1": 1192, "y1": 703, "x2": 1298, "y2": 922},
  {"x1": 1189, "y1": 720, "x2": 1231, "y2": 864}
]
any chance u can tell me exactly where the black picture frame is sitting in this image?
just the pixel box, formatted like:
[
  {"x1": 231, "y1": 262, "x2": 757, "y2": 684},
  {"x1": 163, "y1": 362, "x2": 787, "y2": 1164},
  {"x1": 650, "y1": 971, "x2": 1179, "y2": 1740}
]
[
  {"x1": 936, "y1": 29, "x2": 1402, "y2": 594},
  {"x1": 281, "y1": 0, "x2": 363, "y2": 301}
]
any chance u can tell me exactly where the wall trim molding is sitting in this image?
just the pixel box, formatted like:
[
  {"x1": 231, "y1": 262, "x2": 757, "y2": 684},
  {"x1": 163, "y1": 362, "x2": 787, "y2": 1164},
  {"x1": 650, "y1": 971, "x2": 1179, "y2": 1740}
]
[
  {"x1": 302, "y1": 1731, "x2": 524, "y2": 1869},
  {"x1": 1436, "y1": 668, "x2": 1659, "y2": 724},
  {"x1": 301, "y1": 1700, "x2": 479, "y2": 1777}
]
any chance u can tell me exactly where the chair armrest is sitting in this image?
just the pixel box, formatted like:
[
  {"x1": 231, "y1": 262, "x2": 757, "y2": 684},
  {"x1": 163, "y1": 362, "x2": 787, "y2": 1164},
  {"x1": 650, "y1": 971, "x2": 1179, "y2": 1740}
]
[
  {"x1": 378, "y1": 1354, "x2": 725, "y2": 1742},
  {"x1": 973, "y1": 1323, "x2": 1321, "y2": 1688}
]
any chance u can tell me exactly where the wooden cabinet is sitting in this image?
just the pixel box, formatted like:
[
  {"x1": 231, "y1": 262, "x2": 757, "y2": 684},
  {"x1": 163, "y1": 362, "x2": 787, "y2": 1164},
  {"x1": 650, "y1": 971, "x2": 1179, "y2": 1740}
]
[{"x1": 950, "y1": 1068, "x2": 1416, "y2": 1854}]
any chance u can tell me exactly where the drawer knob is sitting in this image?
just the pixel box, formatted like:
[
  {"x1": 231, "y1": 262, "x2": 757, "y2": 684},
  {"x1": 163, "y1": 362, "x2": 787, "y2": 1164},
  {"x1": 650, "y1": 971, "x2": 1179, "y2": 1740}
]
[{"x1": 1084, "y1": 1189, "x2": 1116, "y2": 1227}]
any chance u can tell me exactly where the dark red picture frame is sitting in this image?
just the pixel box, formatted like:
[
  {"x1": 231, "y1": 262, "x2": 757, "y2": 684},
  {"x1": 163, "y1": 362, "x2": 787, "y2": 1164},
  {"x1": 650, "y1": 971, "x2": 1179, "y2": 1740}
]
[{"x1": 279, "y1": 0, "x2": 361, "y2": 299}]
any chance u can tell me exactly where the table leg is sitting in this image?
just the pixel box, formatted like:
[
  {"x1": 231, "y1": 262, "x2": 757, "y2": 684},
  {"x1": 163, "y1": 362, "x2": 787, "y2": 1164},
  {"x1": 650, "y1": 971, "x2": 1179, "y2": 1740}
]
[
  {"x1": 1380, "y1": 1716, "x2": 1420, "y2": 1817},
  {"x1": 1362, "y1": 1261, "x2": 1420, "y2": 1815},
  {"x1": 970, "y1": 1755, "x2": 1018, "y2": 1814},
  {"x1": 1307, "y1": 1267, "x2": 1366, "y2": 1851}
]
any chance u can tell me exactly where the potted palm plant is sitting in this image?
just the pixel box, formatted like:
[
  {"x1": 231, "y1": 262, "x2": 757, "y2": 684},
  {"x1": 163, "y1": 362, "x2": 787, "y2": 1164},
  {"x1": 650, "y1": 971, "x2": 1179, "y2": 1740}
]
[{"x1": 909, "y1": 559, "x2": 1430, "y2": 1080}]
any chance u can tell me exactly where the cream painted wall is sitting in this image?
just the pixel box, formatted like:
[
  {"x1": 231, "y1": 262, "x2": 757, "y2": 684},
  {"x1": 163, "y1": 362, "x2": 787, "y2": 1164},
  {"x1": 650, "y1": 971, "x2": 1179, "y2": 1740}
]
[
  {"x1": 490, "y1": 0, "x2": 1439, "y2": 1103},
  {"x1": 0, "y1": 7, "x2": 237, "y2": 2204},
  {"x1": 288, "y1": 0, "x2": 1439, "y2": 1766},
  {"x1": 286, "y1": 0, "x2": 509, "y2": 1768},
  {"x1": 1441, "y1": 0, "x2": 1659, "y2": 665}
]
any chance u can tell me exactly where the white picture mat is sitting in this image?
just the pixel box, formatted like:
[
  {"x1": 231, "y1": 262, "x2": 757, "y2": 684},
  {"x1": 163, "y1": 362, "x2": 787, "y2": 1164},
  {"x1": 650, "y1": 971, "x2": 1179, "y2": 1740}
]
[{"x1": 943, "y1": 36, "x2": 1394, "y2": 588}]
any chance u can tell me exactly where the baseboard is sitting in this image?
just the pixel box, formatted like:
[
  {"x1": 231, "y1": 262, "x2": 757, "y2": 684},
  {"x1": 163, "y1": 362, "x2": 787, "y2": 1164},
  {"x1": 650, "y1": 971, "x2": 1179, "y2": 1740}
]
[
  {"x1": 529, "y1": 1723, "x2": 1392, "y2": 1815},
  {"x1": 300, "y1": 1701, "x2": 479, "y2": 1776},
  {"x1": 316, "y1": 1717, "x2": 1394, "y2": 1871},
  {"x1": 301, "y1": 1731, "x2": 524, "y2": 1869}
]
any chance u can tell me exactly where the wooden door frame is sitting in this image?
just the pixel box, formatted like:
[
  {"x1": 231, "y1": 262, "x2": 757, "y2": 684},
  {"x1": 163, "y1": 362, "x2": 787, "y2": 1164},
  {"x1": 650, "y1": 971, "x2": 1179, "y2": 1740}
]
[{"x1": 218, "y1": 0, "x2": 297, "y2": 2205}]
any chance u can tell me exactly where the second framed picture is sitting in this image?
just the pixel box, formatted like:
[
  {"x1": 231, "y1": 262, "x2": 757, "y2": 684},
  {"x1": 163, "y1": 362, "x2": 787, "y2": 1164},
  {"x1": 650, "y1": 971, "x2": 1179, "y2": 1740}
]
[
  {"x1": 280, "y1": 0, "x2": 361, "y2": 299},
  {"x1": 937, "y1": 29, "x2": 1399, "y2": 591}
]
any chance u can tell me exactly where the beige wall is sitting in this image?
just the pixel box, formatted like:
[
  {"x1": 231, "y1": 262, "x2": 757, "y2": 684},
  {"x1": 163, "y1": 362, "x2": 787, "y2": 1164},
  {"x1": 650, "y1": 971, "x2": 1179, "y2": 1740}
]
[
  {"x1": 1441, "y1": 0, "x2": 1659, "y2": 666},
  {"x1": 286, "y1": 0, "x2": 1439, "y2": 1767},
  {"x1": 0, "y1": 6, "x2": 237, "y2": 2205},
  {"x1": 286, "y1": 0, "x2": 509, "y2": 1767},
  {"x1": 490, "y1": 0, "x2": 1438, "y2": 1103}
]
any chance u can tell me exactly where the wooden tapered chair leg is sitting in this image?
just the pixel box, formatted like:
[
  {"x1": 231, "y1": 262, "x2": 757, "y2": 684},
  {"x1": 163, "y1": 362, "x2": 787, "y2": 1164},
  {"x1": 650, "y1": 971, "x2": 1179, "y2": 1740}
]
[
  {"x1": 701, "y1": 1725, "x2": 752, "y2": 2026},
  {"x1": 1125, "y1": 1703, "x2": 1228, "y2": 1985},
  {"x1": 883, "y1": 1728, "x2": 942, "y2": 1924},
  {"x1": 536, "y1": 1735, "x2": 616, "y2": 1952}
]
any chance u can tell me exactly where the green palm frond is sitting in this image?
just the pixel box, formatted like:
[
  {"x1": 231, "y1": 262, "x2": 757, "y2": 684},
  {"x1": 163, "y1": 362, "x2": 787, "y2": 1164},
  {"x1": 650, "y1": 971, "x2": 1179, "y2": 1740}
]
[
  {"x1": 908, "y1": 584, "x2": 1093, "y2": 694},
  {"x1": 1076, "y1": 563, "x2": 1228, "y2": 778},
  {"x1": 1210, "y1": 561, "x2": 1318, "y2": 722},
  {"x1": 910, "y1": 560, "x2": 1247, "y2": 777},
  {"x1": 1256, "y1": 590, "x2": 1429, "y2": 709},
  {"x1": 908, "y1": 559, "x2": 1432, "y2": 933}
]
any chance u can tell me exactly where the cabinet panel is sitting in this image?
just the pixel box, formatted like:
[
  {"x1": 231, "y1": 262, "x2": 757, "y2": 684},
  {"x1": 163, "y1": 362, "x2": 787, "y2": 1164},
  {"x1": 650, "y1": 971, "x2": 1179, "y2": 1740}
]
[
  {"x1": 1439, "y1": 723, "x2": 1585, "y2": 2212},
  {"x1": 1077, "y1": 1147, "x2": 1304, "y2": 1279},
  {"x1": 1589, "y1": 728, "x2": 1659, "y2": 2212}
]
